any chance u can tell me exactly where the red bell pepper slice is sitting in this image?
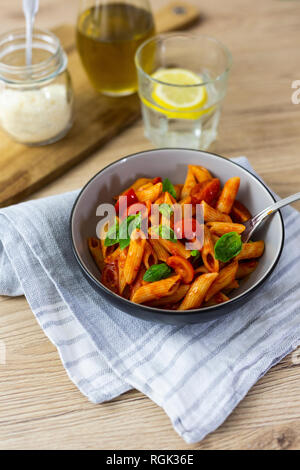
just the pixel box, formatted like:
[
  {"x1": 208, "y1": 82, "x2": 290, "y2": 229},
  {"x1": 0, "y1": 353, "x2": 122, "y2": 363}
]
[
  {"x1": 174, "y1": 218, "x2": 202, "y2": 241},
  {"x1": 101, "y1": 262, "x2": 119, "y2": 294},
  {"x1": 152, "y1": 177, "x2": 162, "y2": 185},
  {"x1": 191, "y1": 178, "x2": 220, "y2": 207},
  {"x1": 167, "y1": 256, "x2": 194, "y2": 284},
  {"x1": 115, "y1": 188, "x2": 139, "y2": 218}
]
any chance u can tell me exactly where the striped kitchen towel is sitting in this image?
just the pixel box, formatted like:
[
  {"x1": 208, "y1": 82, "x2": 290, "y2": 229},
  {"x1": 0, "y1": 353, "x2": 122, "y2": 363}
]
[{"x1": 0, "y1": 157, "x2": 299, "y2": 444}]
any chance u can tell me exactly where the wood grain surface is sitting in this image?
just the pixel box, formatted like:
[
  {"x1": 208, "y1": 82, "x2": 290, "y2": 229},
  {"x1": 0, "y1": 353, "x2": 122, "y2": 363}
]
[
  {"x1": 0, "y1": 1, "x2": 200, "y2": 208},
  {"x1": 0, "y1": 0, "x2": 300, "y2": 450}
]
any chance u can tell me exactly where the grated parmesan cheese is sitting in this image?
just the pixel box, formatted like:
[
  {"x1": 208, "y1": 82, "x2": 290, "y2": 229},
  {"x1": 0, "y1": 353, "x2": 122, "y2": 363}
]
[{"x1": 0, "y1": 84, "x2": 72, "y2": 144}]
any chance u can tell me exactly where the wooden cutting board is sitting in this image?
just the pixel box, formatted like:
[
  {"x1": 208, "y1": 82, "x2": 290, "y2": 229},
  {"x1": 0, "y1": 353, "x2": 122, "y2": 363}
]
[{"x1": 0, "y1": 1, "x2": 199, "y2": 208}]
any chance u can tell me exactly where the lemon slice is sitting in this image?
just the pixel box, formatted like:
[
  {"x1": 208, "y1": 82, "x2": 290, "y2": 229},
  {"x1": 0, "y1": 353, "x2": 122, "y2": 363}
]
[
  {"x1": 145, "y1": 68, "x2": 209, "y2": 119},
  {"x1": 152, "y1": 68, "x2": 207, "y2": 108}
]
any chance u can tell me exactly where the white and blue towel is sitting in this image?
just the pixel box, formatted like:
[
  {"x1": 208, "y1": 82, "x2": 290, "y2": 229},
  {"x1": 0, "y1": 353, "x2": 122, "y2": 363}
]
[{"x1": 0, "y1": 157, "x2": 299, "y2": 443}]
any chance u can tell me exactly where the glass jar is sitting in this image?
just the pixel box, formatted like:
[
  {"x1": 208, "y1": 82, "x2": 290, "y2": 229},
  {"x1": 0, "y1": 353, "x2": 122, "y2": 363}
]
[
  {"x1": 76, "y1": 0, "x2": 155, "y2": 96},
  {"x1": 0, "y1": 28, "x2": 74, "y2": 146}
]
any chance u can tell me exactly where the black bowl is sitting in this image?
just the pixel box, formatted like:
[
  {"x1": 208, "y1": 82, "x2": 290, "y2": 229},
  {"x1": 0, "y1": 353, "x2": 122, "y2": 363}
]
[{"x1": 70, "y1": 148, "x2": 284, "y2": 324}]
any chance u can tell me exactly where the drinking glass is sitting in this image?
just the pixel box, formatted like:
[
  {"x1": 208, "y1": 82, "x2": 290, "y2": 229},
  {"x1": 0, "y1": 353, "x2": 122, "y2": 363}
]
[
  {"x1": 76, "y1": 0, "x2": 155, "y2": 96},
  {"x1": 135, "y1": 34, "x2": 232, "y2": 149}
]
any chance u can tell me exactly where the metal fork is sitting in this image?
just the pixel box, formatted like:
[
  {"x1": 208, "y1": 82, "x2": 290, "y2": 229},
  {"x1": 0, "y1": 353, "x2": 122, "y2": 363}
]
[{"x1": 241, "y1": 191, "x2": 300, "y2": 242}]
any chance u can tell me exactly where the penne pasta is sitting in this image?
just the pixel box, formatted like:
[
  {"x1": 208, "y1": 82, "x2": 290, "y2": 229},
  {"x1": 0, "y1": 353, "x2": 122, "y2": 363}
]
[
  {"x1": 119, "y1": 177, "x2": 152, "y2": 197},
  {"x1": 147, "y1": 284, "x2": 190, "y2": 307},
  {"x1": 143, "y1": 241, "x2": 158, "y2": 269},
  {"x1": 137, "y1": 182, "x2": 163, "y2": 202},
  {"x1": 179, "y1": 195, "x2": 192, "y2": 205},
  {"x1": 149, "y1": 238, "x2": 170, "y2": 262},
  {"x1": 211, "y1": 233, "x2": 220, "y2": 245},
  {"x1": 202, "y1": 225, "x2": 219, "y2": 273},
  {"x1": 99, "y1": 220, "x2": 111, "y2": 258},
  {"x1": 235, "y1": 241, "x2": 265, "y2": 261},
  {"x1": 160, "y1": 191, "x2": 175, "y2": 227},
  {"x1": 138, "y1": 182, "x2": 154, "y2": 191},
  {"x1": 124, "y1": 229, "x2": 146, "y2": 285},
  {"x1": 194, "y1": 265, "x2": 209, "y2": 275},
  {"x1": 153, "y1": 194, "x2": 165, "y2": 205},
  {"x1": 118, "y1": 247, "x2": 128, "y2": 295},
  {"x1": 179, "y1": 196, "x2": 195, "y2": 218},
  {"x1": 122, "y1": 284, "x2": 131, "y2": 300},
  {"x1": 181, "y1": 166, "x2": 197, "y2": 199},
  {"x1": 164, "y1": 191, "x2": 176, "y2": 206},
  {"x1": 88, "y1": 164, "x2": 265, "y2": 311},
  {"x1": 236, "y1": 260, "x2": 259, "y2": 279},
  {"x1": 129, "y1": 266, "x2": 146, "y2": 301},
  {"x1": 222, "y1": 279, "x2": 239, "y2": 295},
  {"x1": 131, "y1": 275, "x2": 181, "y2": 304},
  {"x1": 157, "y1": 238, "x2": 191, "y2": 259},
  {"x1": 230, "y1": 200, "x2": 252, "y2": 223},
  {"x1": 226, "y1": 280, "x2": 239, "y2": 289},
  {"x1": 205, "y1": 261, "x2": 238, "y2": 301},
  {"x1": 179, "y1": 273, "x2": 219, "y2": 310},
  {"x1": 206, "y1": 221, "x2": 245, "y2": 236},
  {"x1": 104, "y1": 246, "x2": 121, "y2": 264},
  {"x1": 174, "y1": 184, "x2": 183, "y2": 200},
  {"x1": 88, "y1": 237, "x2": 105, "y2": 272},
  {"x1": 201, "y1": 201, "x2": 232, "y2": 223},
  {"x1": 189, "y1": 165, "x2": 212, "y2": 183},
  {"x1": 204, "y1": 291, "x2": 230, "y2": 307},
  {"x1": 216, "y1": 177, "x2": 240, "y2": 214},
  {"x1": 144, "y1": 200, "x2": 152, "y2": 217}
]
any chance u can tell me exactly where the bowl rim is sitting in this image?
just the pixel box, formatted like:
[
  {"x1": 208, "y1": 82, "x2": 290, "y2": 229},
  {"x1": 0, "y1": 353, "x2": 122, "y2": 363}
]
[{"x1": 70, "y1": 148, "x2": 285, "y2": 318}]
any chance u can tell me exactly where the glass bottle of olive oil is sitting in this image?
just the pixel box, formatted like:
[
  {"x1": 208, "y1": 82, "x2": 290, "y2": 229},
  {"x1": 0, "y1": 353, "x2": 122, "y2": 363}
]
[{"x1": 76, "y1": 1, "x2": 155, "y2": 96}]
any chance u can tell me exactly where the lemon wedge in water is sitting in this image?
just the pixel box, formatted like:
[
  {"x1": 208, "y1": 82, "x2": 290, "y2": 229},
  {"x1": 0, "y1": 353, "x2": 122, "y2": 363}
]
[{"x1": 146, "y1": 68, "x2": 209, "y2": 119}]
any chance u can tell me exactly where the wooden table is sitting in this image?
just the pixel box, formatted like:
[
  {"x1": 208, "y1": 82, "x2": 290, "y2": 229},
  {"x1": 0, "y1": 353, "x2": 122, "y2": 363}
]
[{"x1": 1, "y1": 0, "x2": 300, "y2": 450}]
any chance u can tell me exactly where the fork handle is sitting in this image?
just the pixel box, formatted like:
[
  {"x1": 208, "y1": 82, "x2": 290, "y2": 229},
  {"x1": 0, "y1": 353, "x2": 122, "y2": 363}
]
[{"x1": 254, "y1": 191, "x2": 300, "y2": 224}]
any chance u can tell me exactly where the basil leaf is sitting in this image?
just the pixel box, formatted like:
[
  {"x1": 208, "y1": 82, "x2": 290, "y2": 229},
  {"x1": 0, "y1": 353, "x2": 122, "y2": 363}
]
[
  {"x1": 104, "y1": 220, "x2": 119, "y2": 246},
  {"x1": 162, "y1": 178, "x2": 177, "y2": 199},
  {"x1": 153, "y1": 225, "x2": 177, "y2": 243},
  {"x1": 119, "y1": 213, "x2": 141, "y2": 250},
  {"x1": 190, "y1": 249, "x2": 201, "y2": 265},
  {"x1": 143, "y1": 263, "x2": 172, "y2": 283},
  {"x1": 161, "y1": 225, "x2": 177, "y2": 242},
  {"x1": 159, "y1": 203, "x2": 173, "y2": 218},
  {"x1": 214, "y1": 232, "x2": 242, "y2": 263},
  {"x1": 191, "y1": 250, "x2": 200, "y2": 257}
]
